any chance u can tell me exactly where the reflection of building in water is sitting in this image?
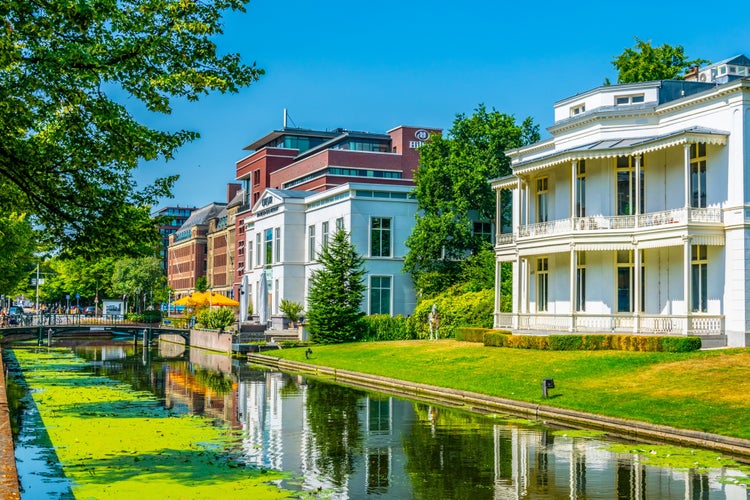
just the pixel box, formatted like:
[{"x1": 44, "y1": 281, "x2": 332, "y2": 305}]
[
  {"x1": 234, "y1": 370, "x2": 748, "y2": 499},
  {"x1": 162, "y1": 361, "x2": 234, "y2": 421},
  {"x1": 492, "y1": 427, "x2": 748, "y2": 499}
]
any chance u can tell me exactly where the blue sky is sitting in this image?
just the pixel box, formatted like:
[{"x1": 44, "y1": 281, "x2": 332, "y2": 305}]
[{"x1": 135, "y1": 0, "x2": 750, "y2": 208}]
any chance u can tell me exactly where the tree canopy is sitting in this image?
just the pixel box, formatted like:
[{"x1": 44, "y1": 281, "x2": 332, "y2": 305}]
[
  {"x1": 404, "y1": 104, "x2": 539, "y2": 296},
  {"x1": 0, "y1": 0, "x2": 263, "y2": 258},
  {"x1": 611, "y1": 38, "x2": 708, "y2": 84},
  {"x1": 307, "y1": 228, "x2": 366, "y2": 344},
  {"x1": 0, "y1": 212, "x2": 36, "y2": 295}
]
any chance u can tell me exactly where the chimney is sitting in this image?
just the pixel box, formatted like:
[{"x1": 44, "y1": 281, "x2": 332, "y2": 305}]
[{"x1": 227, "y1": 183, "x2": 241, "y2": 202}]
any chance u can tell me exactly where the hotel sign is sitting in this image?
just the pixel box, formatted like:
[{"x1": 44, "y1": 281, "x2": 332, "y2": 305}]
[{"x1": 409, "y1": 129, "x2": 430, "y2": 149}]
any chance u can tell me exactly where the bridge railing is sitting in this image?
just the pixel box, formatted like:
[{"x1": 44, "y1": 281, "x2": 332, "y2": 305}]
[{"x1": 0, "y1": 313, "x2": 166, "y2": 329}]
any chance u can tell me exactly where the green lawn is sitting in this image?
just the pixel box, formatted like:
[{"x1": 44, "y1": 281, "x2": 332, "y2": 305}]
[{"x1": 268, "y1": 340, "x2": 750, "y2": 440}]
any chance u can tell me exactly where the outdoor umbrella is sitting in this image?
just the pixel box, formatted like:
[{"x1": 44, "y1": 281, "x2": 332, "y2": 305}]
[
  {"x1": 171, "y1": 291, "x2": 238, "y2": 308},
  {"x1": 207, "y1": 292, "x2": 239, "y2": 307}
]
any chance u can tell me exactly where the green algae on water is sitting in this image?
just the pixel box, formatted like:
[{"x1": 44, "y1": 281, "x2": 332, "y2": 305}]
[{"x1": 12, "y1": 347, "x2": 294, "y2": 499}]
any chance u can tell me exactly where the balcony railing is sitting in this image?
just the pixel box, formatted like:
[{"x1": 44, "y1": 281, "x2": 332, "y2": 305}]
[
  {"x1": 497, "y1": 207, "x2": 723, "y2": 245},
  {"x1": 496, "y1": 312, "x2": 724, "y2": 336}
]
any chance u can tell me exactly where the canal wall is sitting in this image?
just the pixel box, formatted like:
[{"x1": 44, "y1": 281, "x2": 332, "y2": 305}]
[
  {"x1": 0, "y1": 348, "x2": 21, "y2": 499},
  {"x1": 248, "y1": 353, "x2": 750, "y2": 461},
  {"x1": 189, "y1": 329, "x2": 233, "y2": 354}
]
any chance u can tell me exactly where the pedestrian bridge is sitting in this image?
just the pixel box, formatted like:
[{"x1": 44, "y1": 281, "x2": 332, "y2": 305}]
[{"x1": 0, "y1": 315, "x2": 190, "y2": 345}]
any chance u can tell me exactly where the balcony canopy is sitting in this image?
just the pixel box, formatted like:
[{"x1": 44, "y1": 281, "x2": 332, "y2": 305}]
[{"x1": 511, "y1": 126, "x2": 729, "y2": 175}]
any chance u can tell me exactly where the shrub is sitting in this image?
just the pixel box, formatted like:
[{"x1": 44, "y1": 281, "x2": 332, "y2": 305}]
[
  {"x1": 361, "y1": 315, "x2": 412, "y2": 341},
  {"x1": 484, "y1": 331, "x2": 511, "y2": 347},
  {"x1": 279, "y1": 299, "x2": 304, "y2": 325},
  {"x1": 488, "y1": 333, "x2": 703, "y2": 352},
  {"x1": 456, "y1": 327, "x2": 491, "y2": 343},
  {"x1": 660, "y1": 336, "x2": 702, "y2": 352},
  {"x1": 197, "y1": 307, "x2": 236, "y2": 331},
  {"x1": 407, "y1": 288, "x2": 494, "y2": 339}
]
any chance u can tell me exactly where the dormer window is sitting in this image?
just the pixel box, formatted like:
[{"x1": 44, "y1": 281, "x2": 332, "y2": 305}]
[
  {"x1": 615, "y1": 94, "x2": 645, "y2": 106},
  {"x1": 570, "y1": 103, "x2": 586, "y2": 117}
]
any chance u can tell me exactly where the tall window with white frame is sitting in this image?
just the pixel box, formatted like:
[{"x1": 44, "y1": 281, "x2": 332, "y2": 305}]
[
  {"x1": 308, "y1": 225, "x2": 316, "y2": 262},
  {"x1": 536, "y1": 257, "x2": 548, "y2": 312},
  {"x1": 371, "y1": 217, "x2": 392, "y2": 257},
  {"x1": 576, "y1": 160, "x2": 586, "y2": 217},
  {"x1": 576, "y1": 252, "x2": 586, "y2": 312},
  {"x1": 616, "y1": 250, "x2": 645, "y2": 313},
  {"x1": 264, "y1": 228, "x2": 273, "y2": 266},
  {"x1": 690, "y1": 143, "x2": 707, "y2": 208},
  {"x1": 536, "y1": 177, "x2": 549, "y2": 223},
  {"x1": 370, "y1": 276, "x2": 391, "y2": 315},
  {"x1": 616, "y1": 155, "x2": 644, "y2": 216},
  {"x1": 274, "y1": 228, "x2": 281, "y2": 264},
  {"x1": 255, "y1": 233, "x2": 261, "y2": 267},
  {"x1": 691, "y1": 245, "x2": 708, "y2": 312},
  {"x1": 322, "y1": 221, "x2": 329, "y2": 249},
  {"x1": 336, "y1": 217, "x2": 344, "y2": 231},
  {"x1": 247, "y1": 236, "x2": 253, "y2": 270}
]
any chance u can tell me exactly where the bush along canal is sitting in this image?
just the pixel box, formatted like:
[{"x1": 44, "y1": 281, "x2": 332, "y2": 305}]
[
  {"x1": 5, "y1": 340, "x2": 750, "y2": 499},
  {"x1": 4, "y1": 345, "x2": 290, "y2": 498}
]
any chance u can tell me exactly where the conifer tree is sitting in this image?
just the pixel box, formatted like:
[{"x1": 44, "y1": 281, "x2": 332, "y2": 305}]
[{"x1": 307, "y1": 228, "x2": 366, "y2": 344}]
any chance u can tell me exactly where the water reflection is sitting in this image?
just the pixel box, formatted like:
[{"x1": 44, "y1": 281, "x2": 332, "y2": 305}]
[{"x1": 13, "y1": 342, "x2": 750, "y2": 499}]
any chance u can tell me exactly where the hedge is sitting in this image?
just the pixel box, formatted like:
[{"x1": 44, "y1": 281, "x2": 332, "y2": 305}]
[
  {"x1": 485, "y1": 333, "x2": 702, "y2": 352},
  {"x1": 361, "y1": 314, "x2": 413, "y2": 342},
  {"x1": 455, "y1": 327, "x2": 492, "y2": 343}
]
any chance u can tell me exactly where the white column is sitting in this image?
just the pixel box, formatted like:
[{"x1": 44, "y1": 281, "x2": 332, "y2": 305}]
[
  {"x1": 684, "y1": 237, "x2": 692, "y2": 332},
  {"x1": 634, "y1": 155, "x2": 641, "y2": 228},
  {"x1": 569, "y1": 245, "x2": 576, "y2": 332},
  {"x1": 495, "y1": 189, "x2": 501, "y2": 247},
  {"x1": 524, "y1": 179, "x2": 530, "y2": 227},
  {"x1": 634, "y1": 246, "x2": 641, "y2": 334},
  {"x1": 684, "y1": 144, "x2": 691, "y2": 209},
  {"x1": 571, "y1": 160, "x2": 578, "y2": 223},
  {"x1": 513, "y1": 255, "x2": 520, "y2": 329},
  {"x1": 494, "y1": 257, "x2": 502, "y2": 328}
]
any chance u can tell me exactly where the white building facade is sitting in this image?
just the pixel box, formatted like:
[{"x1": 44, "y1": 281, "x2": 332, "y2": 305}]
[
  {"x1": 492, "y1": 75, "x2": 750, "y2": 347},
  {"x1": 243, "y1": 183, "x2": 418, "y2": 328}
]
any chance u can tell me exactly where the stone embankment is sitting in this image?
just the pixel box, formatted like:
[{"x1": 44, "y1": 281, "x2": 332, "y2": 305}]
[
  {"x1": 0, "y1": 349, "x2": 21, "y2": 499},
  {"x1": 248, "y1": 353, "x2": 750, "y2": 460}
]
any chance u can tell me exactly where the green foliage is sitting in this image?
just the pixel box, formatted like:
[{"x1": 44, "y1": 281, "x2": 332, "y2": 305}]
[
  {"x1": 279, "y1": 298, "x2": 304, "y2": 324},
  {"x1": 484, "y1": 334, "x2": 704, "y2": 352},
  {"x1": 660, "y1": 336, "x2": 703, "y2": 352},
  {"x1": 455, "y1": 327, "x2": 491, "y2": 343},
  {"x1": 405, "y1": 104, "x2": 539, "y2": 294},
  {"x1": 361, "y1": 315, "x2": 413, "y2": 341},
  {"x1": 0, "y1": 1, "x2": 263, "y2": 257},
  {"x1": 195, "y1": 277, "x2": 208, "y2": 293},
  {"x1": 612, "y1": 38, "x2": 708, "y2": 84},
  {"x1": 111, "y1": 256, "x2": 165, "y2": 312},
  {"x1": 124, "y1": 310, "x2": 162, "y2": 324},
  {"x1": 41, "y1": 255, "x2": 118, "y2": 306},
  {"x1": 307, "y1": 229, "x2": 366, "y2": 344},
  {"x1": 484, "y1": 331, "x2": 511, "y2": 347},
  {"x1": 407, "y1": 288, "x2": 494, "y2": 339},
  {"x1": 0, "y1": 212, "x2": 36, "y2": 295},
  {"x1": 196, "y1": 307, "x2": 235, "y2": 331}
]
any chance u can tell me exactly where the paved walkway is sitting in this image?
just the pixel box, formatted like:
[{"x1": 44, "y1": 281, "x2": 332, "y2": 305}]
[{"x1": 0, "y1": 349, "x2": 21, "y2": 498}]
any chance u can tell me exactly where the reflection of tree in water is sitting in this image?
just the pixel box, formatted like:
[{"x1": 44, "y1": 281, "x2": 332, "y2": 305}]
[
  {"x1": 403, "y1": 403, "x2": 501, "y2": 499},
  {"x1": 305, "y1": 379, "x2": 364, "y2": 487},
  {"x1": 193, "y1": 368, "x2": 233, "y2": 395}
]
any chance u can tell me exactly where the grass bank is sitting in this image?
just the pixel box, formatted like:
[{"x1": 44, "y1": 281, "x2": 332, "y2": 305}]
[
  {"x1": 10, "y1": 347, "x2": 292, "y2": 498},
  {"x1": 267, "y1": 340, "x2": 750, "y2": 440}
]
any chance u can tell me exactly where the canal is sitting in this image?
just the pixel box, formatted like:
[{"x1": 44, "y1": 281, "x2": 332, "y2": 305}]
[{"x1": 4, "y1": 339, "x2": 750, "y2": 498}]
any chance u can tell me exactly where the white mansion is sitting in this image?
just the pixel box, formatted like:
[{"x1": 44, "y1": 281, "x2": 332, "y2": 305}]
[{"x1": 491, "y1": 55, "x2": 750, "y2": 347}]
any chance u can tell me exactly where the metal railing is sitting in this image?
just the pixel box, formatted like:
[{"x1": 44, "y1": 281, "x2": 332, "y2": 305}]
[{"x1": 497, "y1": 207, "x2": 723, "y2": 245}]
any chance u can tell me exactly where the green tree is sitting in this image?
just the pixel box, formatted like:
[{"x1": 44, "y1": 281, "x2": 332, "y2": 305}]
[
  {"x1": 0, "y1": 1, "x2": 263, "y2": 258},
  {"x1": 42, "y1": 255, "x2": 117, "y2": 307},
  {"x1": 195, "y1": 276, "x2": 208, "y2": 293},
  {"x1": 611, "y1": 38, "x2": 708, "y2": 84},
  {"x1": 111, "y1": 256, "x2": 165, "y2": 312},
  {"x1": 405, "y1": 104, "x2": 539, "y2": 296},
  {"x1": 307, "y1": 229, "x2": 366, "y2": 344},
  {"x1": 0, "y1": 212, "x2": 36, "y2": 295}
]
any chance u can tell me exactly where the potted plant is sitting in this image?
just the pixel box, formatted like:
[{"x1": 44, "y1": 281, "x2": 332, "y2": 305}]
[{"x1": 279, "y1": 298, "x2": 304, "y2": 328}]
